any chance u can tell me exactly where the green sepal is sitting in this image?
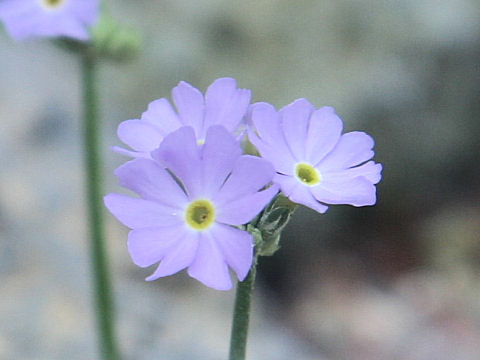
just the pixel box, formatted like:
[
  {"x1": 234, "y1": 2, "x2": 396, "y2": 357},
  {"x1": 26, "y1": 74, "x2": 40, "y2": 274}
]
[{"x1": 248, "y1": 194, "x2": 297, "y2": 257}]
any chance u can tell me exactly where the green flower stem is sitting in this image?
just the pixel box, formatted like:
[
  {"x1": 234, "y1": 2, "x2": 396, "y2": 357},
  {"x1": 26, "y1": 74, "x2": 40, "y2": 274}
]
[
  {"x1": 81, "y1": 50, "x2": 120, "y2": 360},
  {"x1": 229, "y1": 259, "x2": 257, "y2": 360}
]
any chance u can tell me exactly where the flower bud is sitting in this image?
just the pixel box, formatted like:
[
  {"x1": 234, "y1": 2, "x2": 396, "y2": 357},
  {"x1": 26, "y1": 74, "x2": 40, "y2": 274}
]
[
  {"x1": 91, "y1": 14, "x2": 141, "y2": 61},
  {"x1": 249, "y1": 195, "x2": 297, "y2": 257}
]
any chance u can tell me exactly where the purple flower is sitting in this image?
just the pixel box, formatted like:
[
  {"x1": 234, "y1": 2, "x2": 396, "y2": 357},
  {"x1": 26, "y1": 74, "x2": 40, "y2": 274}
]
[
  {"x1": 113, "y1": 78, "x2": 251, "y2": 158},
  {"x1": 0, "y1": 0, "x2": 98, "y2": 41},
  {"x1": 248, "y1": 99, "x2": 382, "y2": 213},
  {"x1": 105, "y1": 125, "x2": 278, "y2": 290}
]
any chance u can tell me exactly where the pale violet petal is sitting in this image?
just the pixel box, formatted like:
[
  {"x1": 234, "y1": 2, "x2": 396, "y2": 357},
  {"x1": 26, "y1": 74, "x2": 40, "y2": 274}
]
[
  {"x1": 248, "y1": 102, "x2": 283, "y2": 146},
  {"x1": 68, "y1": 0, "x2": 99, "y2": 24},
  {"x1": 187, "y1": 232, "x2": 232, "y2": 291},
  {"x1": 289, "y1": 185, "x2": 329, "y2": 213},
  {"x1": 311, "y1": 176, "x2": 377, "y2": 206},
  {"x1": 324, "y1": 161, "x2": 383, "y2": 185},
  {"x1": 210, "y1": 224, "x2": 253, "y2": 281},
  {"x1": 146, "y1": 230, "x2": 199, "y2": 280},
  {"x1": 280, "y1": 98, "x2": 315, "y2": 161},
  {"x1": 111, "y1": 146, "x2": 149, "y2": 159},
  {"x1": 46, "y1": 16, "x2": 90, "y2": 40},
  {"x1": 248, "y1": 102, "x2": 297, "y2": 175},
  {"x1": 117, "y1": 119, "x2": 164, "y2": 152},
  {"x1": 200, "y1": 126, "x2": 242, "y2": 198},
  {"x1": 216, "y1": 185, "x2": 279, "y2": 225},
  {"x1": 140, "y1": 98, "x2": 182, "y2": 135},
  {"x1": 127, "y1": 225, "x2": 186, "y2": 268},
  {"x1": 104, "y1": 194, "x2": 182, "y2": 229},
  {"x1": 318, "y1": 131, "x2": 375, "y2": 171},
  {"x1": 248, "y1": 133, "x2": 296, "y2": 176},
  {"x1": 214, "y1": 155, "x2": 275, "y2": 206},
  {"x1": 274, "y1": 175, "x2": 329, "y2": 213},
  {"x1": 273, "y1": 173, "x2": 300, "y2": 197},
  {"x1": 0, "y1": 1, "x2": 36, "y2": 18},
  {"x1": 305, "y1": 107, "x2": 343, "y2": 165},
  {"x1": 204, "y1": 78, "x2": 251, "y2": 133},
  {"x1": 151, "y1": 126, "x2": 203, "y2": 199},
  {"x1": 172, "y1": 81, "x2": 205, "y2": 137},
  {"x1": 115, "y1": 159, "x2": 189, "y2": 207}
]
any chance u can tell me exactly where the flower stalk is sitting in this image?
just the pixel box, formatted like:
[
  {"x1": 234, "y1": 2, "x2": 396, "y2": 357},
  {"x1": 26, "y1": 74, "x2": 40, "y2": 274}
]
[
  {"x1": 81, "y1": 49, "x2": 120, "y2": 360},
  {"x1": 228, "y1": 259, "x2": 257, "y2": 360},
  {"x1": 228, "y1": 195, "x2": 297, "y2": 360}
]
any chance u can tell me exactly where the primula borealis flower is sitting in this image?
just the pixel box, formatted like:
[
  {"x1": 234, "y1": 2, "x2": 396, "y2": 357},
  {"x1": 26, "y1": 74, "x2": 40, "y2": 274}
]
[
  {"x1": 0, "y1": 0, "x2": 98, "y2": 41},
  {"x1": 105, "y1": 125, "x2": 278, "y2": 290},
  {"x1": 113, "y1": 77, "x2": 251, "y2": 158},
  {"x1": 248, "y1": 99, "x2": 382, "y2": 213}
]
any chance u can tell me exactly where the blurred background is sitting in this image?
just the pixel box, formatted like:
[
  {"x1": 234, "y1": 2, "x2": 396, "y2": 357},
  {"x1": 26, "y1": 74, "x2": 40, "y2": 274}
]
[{"x1": 1, "y1": 0, "x2": 479, "y2": 359}]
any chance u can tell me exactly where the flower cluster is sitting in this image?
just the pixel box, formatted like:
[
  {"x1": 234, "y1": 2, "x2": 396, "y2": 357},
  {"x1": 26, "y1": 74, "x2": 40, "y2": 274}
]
[
  {"x1": 105, "y1": 77, "x2": 382, "y2": 290},
  {"x1": 0, "y1": 0, "x2": 99, "y2": 41}
]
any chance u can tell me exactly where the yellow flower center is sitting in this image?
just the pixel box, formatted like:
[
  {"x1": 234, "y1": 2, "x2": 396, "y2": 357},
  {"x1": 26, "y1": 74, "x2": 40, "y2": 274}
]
[
  {"x1": 41, "y1": 0, "x2": 66, "y2": 9},
  {"x1": 185, "y1": 199, "x2": 216, "y2": 230},
  {"x1": 295, "y1": 163, "x2": 321, "y2": 186}
]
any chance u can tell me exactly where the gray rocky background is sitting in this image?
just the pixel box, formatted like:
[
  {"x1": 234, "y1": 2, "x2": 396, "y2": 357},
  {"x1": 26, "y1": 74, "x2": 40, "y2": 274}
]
[{"x1": 1, "y1": 0, "x2": 480, "y2": 359}]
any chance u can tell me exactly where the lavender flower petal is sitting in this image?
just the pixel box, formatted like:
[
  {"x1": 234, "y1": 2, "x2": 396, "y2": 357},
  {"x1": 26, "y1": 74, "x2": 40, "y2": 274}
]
[
  {"x1": 187, "y1": 232, "x2": 232, "y2": 290},
  {"x1": 146, "y1": 232, "x2": 199, "y2": 281},
  {"x1": 68, "y1": 0, "x2": 98, "y2": 23},
  {"x1": 204, "y1": 78, "x2": 251, "y2": 133},
  {"x1": 211, "y1": 224, "x2": 253, "y2": 281},
  {"x1": 318, "y1": 131, "x2": 375, "y2": 170},
  {"x1": 305, "y1": 107, "x2": 343, "y2": 165},
  {"x1": 114, "y1": 159, "x2": 189, "y2": 207},
  {"x1": 216, "y1": 185, "x2": 279, "y2": 225},
  {"x1": 274, "y1": 174, "x2": 329, "y2": 213},
  {"x1": 128, "y1": 225, "x2": 187, "y2": 267},
  {"x1": 325, "y1": 161, "x2": 383, "y2": 184},
  {"x1": 117, "y1": 120, "x2": 164, "y2": 152},
  {"x1": 248, "y1": 102, "x2": 296, "y2": 175},
  {"x1": 280, "y1": 98, "x2": 315, "y2": 160},
  {"x1": 0, "y1": 1, "x2": 34, "y2": 17},
  {"x1": 44, "y1": 16, "x2": 89, "y2": 40},
  {"x1": 311, "y1": 176, "x2": 377, "y2": 207},
  {"x1": 172, "y1": 81, "x2": 205, "y2": 136},
  {"x1": 201, "y1": 126, "x2": 242, "y2": 197},
  {"x1": 140, "y1": 98, "x2": 182, "y2": 135},
  {"x1": 288, "y1": 182, "x2": 329, "y2": 213},
  {"x1": 214, "y1": 155, "x2": 275, "y2": 206},
  {"x1": 111, "y1": 146, "x2": 144, "y2": 159},
  {"x1": 104, "y1": 194, "x2": 182, "y2": 229},
  {"x1": 151, "y1": 126, "x2": 203, "y2": 198}
]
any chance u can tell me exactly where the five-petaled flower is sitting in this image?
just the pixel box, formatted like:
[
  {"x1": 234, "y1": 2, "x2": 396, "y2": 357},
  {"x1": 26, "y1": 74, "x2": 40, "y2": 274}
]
[
  {"x1": 113, "y1": 78, "x2": 251, "y2": 158},
  {"x1": 105, "y1": 126, "x2": 278, "y2": 290},
  {"x1": 248, "y1": 99, "x2": 382, "y2": 213},
  {"x1": 0, "y1": 0, "x2": 99, "y2": 41}
]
